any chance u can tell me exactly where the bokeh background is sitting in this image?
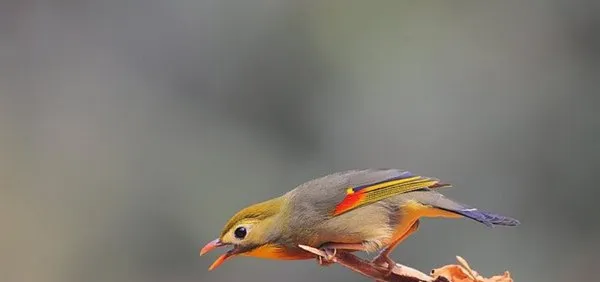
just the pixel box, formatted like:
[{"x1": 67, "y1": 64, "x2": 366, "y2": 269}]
[{"x1": 2, "y1": 1, "x2": 599, "y2": 282}]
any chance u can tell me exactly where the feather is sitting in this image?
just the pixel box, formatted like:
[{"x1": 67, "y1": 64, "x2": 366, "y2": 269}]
[
  {"x1": 332, "y1": 172, "x2": 448, "y2": 216},
  {"x1": 407, "y1": 189, "x2": 520, "y2": 227},
  {"x1": 447, "y1": 209, "x2": 521, "y2": 227}
]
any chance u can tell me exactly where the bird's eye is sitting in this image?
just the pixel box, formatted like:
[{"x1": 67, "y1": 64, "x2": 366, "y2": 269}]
[{"x1": 234, "y1": 226, "x2": 247, "y2": 239}]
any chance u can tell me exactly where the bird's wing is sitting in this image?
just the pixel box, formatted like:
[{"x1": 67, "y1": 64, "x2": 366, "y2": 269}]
[{"x1": 332, "y1": 170, "x2": 450, "y2": 216}]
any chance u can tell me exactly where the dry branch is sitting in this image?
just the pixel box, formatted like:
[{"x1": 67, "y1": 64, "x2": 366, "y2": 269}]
[{"x1": 298, "y1": 245, "x2": 513, "y2": 282}]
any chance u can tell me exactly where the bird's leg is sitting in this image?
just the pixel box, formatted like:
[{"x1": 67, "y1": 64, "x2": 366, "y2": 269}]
[
  {"x1": 372, "y1": 220, "x2": 420, "y2": 275},
  {"x1": 316, "y1": 243, "x2": 367, "y2": 266}
]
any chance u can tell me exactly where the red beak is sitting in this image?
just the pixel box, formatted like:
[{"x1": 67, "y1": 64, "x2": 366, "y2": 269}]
[
  {"x1": 200, "y1": 238, "x2": 234, "y2": 271},
  {"x1": 200, "y1": 238, "x2": 224, "y2": 256}
]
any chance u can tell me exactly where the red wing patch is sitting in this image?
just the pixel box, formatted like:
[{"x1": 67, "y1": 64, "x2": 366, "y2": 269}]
[{"x1": 332, "y1": 172, "x2": 450, "y2": 216}]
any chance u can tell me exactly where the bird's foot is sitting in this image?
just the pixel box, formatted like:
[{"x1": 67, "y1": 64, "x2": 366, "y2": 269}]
[
  {"x1": 317, "y1": 247, "x2": 337, "y2": 266},
  {"x1": 298, "y1": 244, "x2": 339, "y2": 267},
  {"x1": 372, "y1": 253, "x2": 396, "y2": 276}
]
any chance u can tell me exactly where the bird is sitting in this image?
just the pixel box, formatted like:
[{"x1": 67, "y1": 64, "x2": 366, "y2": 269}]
[{"x1": 200, "y1": 168, "x2": 519, "y2": 273}]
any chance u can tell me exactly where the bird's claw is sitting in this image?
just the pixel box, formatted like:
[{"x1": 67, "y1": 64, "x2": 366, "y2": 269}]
[
  {"x1": 372, "y1": 254, "x2": 396, "y2": 276},
  {"x1": 319, "y1": 248, "x2": 337, "y2": 262},
  {"x1": 317, "y1": 247, "x2": 337, "y2": 265},
  {"x1": 324, "y1": 247, "x2": 337, "y2": 261},
  {"x1": 298, "y1": 244, "x2": 338, "y2": 266}
]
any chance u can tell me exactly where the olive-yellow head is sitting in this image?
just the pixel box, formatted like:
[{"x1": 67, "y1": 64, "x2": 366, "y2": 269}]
[{"x1": 200, "y1": 196, "x2": 306, "y2": 270}]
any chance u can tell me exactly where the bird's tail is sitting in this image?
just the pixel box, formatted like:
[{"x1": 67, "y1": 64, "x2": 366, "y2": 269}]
[
  {"x1": 448, "y1": 208, "x2": 520, "y2": 227},
  {"x1": 409, "y1": 189, "x2": 520, "y2": 228}
]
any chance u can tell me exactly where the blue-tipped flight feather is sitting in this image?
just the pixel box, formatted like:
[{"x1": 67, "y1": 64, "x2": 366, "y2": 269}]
[
  {"x1": 452, "y1": 209, "x2": 521, "y2": 227},
  {"x1": 409, "y1": 189, "x2": 520, "y2": 228}
]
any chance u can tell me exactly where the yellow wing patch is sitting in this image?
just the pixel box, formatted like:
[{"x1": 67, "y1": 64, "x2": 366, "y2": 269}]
[{"x1": 333, "y1": 175, "x2": 449, "y2": 216}]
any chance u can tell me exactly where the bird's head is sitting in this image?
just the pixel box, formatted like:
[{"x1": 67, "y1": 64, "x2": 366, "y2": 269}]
[{"x1": 200, "y1": 197, "x2": 286, "y2": 270}]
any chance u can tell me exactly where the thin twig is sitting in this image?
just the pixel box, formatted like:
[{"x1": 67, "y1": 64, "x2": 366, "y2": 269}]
[{"x1": 298, "y1": 245, "x2": 449, "y2": 282}]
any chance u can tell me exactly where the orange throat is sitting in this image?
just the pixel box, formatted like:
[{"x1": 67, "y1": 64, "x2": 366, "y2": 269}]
[{"x1": 242, "y1": 244, "x2": 313, "y2": 260}]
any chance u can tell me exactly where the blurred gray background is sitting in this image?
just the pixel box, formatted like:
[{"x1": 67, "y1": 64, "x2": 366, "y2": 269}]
[{"x1": 1, "y1": 1, "x2": 599, "y2": 282}]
